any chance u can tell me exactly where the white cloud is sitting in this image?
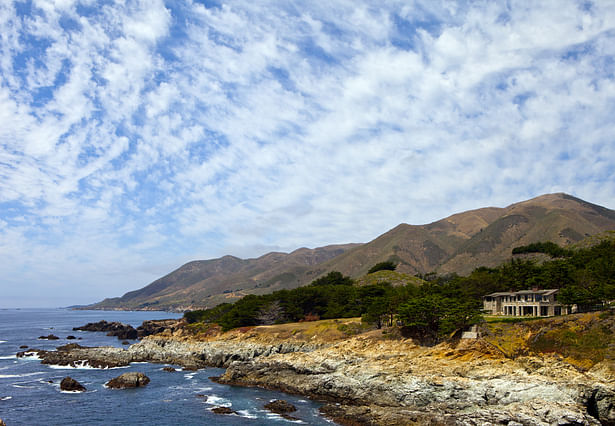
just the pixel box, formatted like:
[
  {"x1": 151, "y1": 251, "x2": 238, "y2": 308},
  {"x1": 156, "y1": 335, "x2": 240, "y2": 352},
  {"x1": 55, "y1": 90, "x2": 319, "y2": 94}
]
[{"x1": 1, "y1": 0, "x2": 615, "y2": 307}]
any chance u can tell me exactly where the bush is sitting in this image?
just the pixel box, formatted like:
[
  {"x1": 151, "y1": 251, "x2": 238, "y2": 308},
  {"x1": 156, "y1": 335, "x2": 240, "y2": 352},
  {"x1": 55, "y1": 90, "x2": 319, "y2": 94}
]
[{"x1": 368, "y1": 261, "x2": 397, "y2": 274}]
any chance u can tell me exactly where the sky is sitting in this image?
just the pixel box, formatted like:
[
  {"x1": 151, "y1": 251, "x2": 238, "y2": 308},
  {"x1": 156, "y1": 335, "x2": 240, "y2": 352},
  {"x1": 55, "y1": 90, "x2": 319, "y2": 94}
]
[{"x1": 1, "y1": 0, "x2": 615, "y2": 308}]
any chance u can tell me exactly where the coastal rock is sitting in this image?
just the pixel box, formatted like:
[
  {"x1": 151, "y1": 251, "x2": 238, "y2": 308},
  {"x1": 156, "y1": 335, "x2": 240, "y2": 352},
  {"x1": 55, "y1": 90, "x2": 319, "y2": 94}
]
[
  {"x1": 162, "y1": 366, "x2": 176, "y2": 372},
  {"x1": 211, "y1": 407, "x2": 235, "y2": 415},
  {"x1": 19, "y1": 344, "x2": 132, "y2": 369},
  {"x1": 73, "y1": 320, "x2": 138, "y2": 340},
  {"x1": 19, "y1": 345, "x2": 28, "y2": 349},
  {"x1": 136, "y1": 319, "x2": 182, "y2": 339},
  {"x1": 106, "y1": 372, "x2": 150, "y2": 389},
  {"x1": 22, "y1": 316, "x2": 615, "y2": 425},
  {"x1": 264, "y1": 399, "x2": 297, "y2": 414},
  {"x1": 589, "y1": 386, "x2": 615, "y2": 425},
  {"x1": 0, "y1": 418, "x2": 5, "y2": 426},
  {"x1": 66, "y1": 336, "x2": 76, "y2": 340},
  {"x1": 38, "y1": 334, "x2": 59, "y2": 340},
  {"x1": 60, "y1": 377, "x2": 86, "y2": 392}
]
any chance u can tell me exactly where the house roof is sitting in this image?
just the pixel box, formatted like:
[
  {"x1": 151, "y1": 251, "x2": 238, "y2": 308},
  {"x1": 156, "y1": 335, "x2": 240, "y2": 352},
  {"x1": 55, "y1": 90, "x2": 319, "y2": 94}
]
[{"x1": 483, "y1": 289, "x2": 558, "y2": 298}]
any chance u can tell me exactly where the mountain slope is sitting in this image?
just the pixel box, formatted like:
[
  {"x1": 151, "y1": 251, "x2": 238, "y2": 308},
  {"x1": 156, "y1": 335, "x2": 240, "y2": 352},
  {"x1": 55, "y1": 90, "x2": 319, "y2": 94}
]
[
  {"x1": 90, "y1": 244, "x2": 360, "y2": 311},
  {"x1": 88, "y1": 193, "x2": 615, "y2": 311}
]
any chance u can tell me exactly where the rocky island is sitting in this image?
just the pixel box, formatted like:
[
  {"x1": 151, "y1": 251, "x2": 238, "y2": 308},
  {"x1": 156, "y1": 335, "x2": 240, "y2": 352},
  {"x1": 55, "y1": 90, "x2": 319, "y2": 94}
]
[{"x1": 19, "y1": 313, "x2": 615, "y2": 425}]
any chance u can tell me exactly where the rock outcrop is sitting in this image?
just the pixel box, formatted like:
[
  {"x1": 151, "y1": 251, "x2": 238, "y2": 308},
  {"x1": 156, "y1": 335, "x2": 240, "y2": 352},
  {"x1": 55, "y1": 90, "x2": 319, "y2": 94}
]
[
  {"x1": 21, "y1": 315, "x2": 615, "y2": 425},
  {"x1": 73, "y1": 319, "x2": 182, "y2": 341},
  {"x1": 38, "y1": 334, "x2": 59, "y2": 340},
  {"x1": 60, "y1": 377, "x2": 86, "y2": 392},
  {"x1": 211, "y1": 407, "x2": 235, "y2": 415},
  {"x1": 73, "y1": 321, "x2": 138, "y2": 340},
  {"x1": 214, "y1": 336, "x2": 614, "y2": 425},
  {"x1": 106, "y1": 372, "x2": 150, "y2": 389},
  {"x1": 0, "y1": 418, "x2": 6, "y2": 426},
  {"x1": 136, "y1": 319, "x2": 181, "y2": 339},
  {"x1": 264, "y1": 399, "x2": 297, "y2": 414}
]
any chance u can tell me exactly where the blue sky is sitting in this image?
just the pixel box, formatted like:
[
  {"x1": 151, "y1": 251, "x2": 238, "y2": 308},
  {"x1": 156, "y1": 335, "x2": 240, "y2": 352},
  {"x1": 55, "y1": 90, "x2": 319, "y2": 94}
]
[{"x1": 1, "y1": 0, "x2": 615, "y2": 308}]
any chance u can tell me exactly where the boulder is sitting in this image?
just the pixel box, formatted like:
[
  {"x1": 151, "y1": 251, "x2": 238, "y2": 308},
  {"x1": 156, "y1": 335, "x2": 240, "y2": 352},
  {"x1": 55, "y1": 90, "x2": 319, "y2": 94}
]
[
  {"x1": 66, "y1": 336, "x2": 76, "y2": 340},
  {"x1": 38, "y1": 334, "x2": 59, "y2": 340},
  {"x1": 162, "y1": 367, "x2": 176, "y2": 372},
  {"x1": 0, "y1": 418, "x2": 5, "y2": 426},
  {"x1": 19, "y1": 345, "x2": 28, "y2": 349},
  {"x1": 106, "y1": 372, "x2": 150, "y2": 389},
  {"x1": 264, "y1": 399, "x2": 297, "y2": 414},
  {"x1": 122, "y1": 341, "x2": 130, "y2": 345},
  {"x1": 60, "y1": 377, "x2": 86, "y2": 392},
  {"x1": 211, "y1": 407, "x2": 235, "y2": 415}
]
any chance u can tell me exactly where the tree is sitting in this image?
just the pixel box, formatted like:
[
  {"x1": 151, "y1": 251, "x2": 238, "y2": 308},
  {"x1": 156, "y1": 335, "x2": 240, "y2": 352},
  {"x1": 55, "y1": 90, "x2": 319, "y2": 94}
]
[
  {"x1": 310, "y1": 271, "x2": 354, "y2": 287},
  {"x1": 256, "y1": 300, "x2": 285, "y2": 325},
  {"x1": 368, "y1": 261, "x2": 397, "y2": 274}
]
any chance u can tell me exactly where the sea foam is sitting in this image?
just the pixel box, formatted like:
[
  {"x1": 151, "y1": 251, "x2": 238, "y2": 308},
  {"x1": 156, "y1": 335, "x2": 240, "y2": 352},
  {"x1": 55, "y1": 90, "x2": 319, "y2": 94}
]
[
  {"x1": 204, "y1": 395, "x2": 232, "y2": 407},
  {"x1": 0, "y1": 372, "x2": 44, "y2": 379},
  {"x1": 48, "y1": 360, "x2": 128, "y2": 370}
]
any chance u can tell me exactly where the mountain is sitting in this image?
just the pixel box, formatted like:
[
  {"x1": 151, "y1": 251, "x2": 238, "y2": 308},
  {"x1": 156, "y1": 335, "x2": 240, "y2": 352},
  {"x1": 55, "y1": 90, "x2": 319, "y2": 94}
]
[
  {"x1": 323, "y1": 193, "x2": 615, "y2": 278},
  {"x1": 88, "y1": 193, "x2": 615, "y2": 311},
  {"x1": 89, "y1": 244, "x2": 360, "y2": 311}
]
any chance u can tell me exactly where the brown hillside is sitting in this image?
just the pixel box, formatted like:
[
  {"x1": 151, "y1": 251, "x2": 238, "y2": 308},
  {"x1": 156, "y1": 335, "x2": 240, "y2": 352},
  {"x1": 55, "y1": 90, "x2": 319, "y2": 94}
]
[{"x1": 88, "y1": 193, "x2": 615, "y2": 311}]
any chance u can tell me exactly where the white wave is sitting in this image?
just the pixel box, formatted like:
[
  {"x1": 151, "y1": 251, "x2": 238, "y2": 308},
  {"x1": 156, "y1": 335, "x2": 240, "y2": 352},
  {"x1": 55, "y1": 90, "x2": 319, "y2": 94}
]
[
  {"x1": 60, "y1": 390, "x2": 85, "y2": 394},
  {"x1": 0, "y1": 372, "x2": 44, "y2": 379},
  {"x1": 204, "y1": 395, "x2": 232, "y2": 407},
  {"x1": 0, "y1": 355, "x2": 16, "y2": 360},
  {"x1": 19, "y1": 352, "x2": 42, "y2": 360},
  {"x1": 0, "y1": 340, "x2": 6, "y2": 343},
  {"x1": 264, "y1": 413, "x2": 306, "y2": 424},
  {"x1": 236, "y1": 410, "x2": 258, "y2": 419},
  {"x1": 47, "y1": 360, "x2": 128, "y2": 370},
  {"x1": 184, "y1": 373, "x2": 195, "y2": 380},
  {"x1": 1, "y1": 396, "x2": 12, "y2": 400},
  {"x1": 12, "y1": 384, "x2": 35, "y2": 389},
  {"x1": 195, "y1": 386, "x2": 213, "y2": 392}
]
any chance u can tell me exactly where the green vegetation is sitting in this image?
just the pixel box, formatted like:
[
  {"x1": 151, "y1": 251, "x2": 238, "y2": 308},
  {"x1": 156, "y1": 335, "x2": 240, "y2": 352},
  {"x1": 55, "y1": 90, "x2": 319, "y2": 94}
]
[
  {"x1": 184, "y1": 240, "x2": 615, "y2": 342},
  {"x1": 185, "y1": 270, "x2": 482, "y2": 340},
  {"x1": 512, "y1": 241, "x2": 573, "y2": 257},
  {"x1": 367, "y1": 261, "x2": 397, "y2": 274}
]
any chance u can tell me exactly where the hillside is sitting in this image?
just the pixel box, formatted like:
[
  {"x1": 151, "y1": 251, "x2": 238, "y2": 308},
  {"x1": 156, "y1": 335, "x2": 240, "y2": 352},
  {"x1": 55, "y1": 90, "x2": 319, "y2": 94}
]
[
  {"x1": 90, "y1": 244, "x2": 360, "y2": 311},
  {"x1": 320, "y1": 193, "x2": 615, "y2": 277},
  {"x1": 87, "y1": 193, "x2": 615, "y2": 311}
]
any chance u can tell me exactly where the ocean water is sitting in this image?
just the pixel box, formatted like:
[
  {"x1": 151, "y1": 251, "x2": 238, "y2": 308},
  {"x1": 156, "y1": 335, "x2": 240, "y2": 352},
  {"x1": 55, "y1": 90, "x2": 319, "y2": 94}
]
[{"x1": 0, "y1": 309, "x2": 331, "y2": 425}]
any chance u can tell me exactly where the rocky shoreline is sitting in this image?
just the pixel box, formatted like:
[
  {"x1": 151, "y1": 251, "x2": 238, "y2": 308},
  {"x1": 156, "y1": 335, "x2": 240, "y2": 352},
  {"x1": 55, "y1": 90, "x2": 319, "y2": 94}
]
[{"x1": 18, "y1": 318, "x2": 615, "y2": 425}]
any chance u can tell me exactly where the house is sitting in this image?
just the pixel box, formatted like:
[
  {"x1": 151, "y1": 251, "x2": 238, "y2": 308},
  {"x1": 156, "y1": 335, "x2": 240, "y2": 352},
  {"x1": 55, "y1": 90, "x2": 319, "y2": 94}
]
[{"x1": 482, "y1": 289, "x2": 570, "y2": 317}]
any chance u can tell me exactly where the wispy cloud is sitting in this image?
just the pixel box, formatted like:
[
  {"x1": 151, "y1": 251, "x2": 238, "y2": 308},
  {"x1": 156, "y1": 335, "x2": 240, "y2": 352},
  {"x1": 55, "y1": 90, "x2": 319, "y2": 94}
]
[{"x1": 1, "y1": 0, "x2": 614, "y2": 307}]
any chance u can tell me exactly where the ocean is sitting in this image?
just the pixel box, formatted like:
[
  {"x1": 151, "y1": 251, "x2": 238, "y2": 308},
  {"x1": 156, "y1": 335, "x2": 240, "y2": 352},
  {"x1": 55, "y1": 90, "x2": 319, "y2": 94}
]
[{"x1": 0, "y1": 309, "x2": 330, "y2": 425}]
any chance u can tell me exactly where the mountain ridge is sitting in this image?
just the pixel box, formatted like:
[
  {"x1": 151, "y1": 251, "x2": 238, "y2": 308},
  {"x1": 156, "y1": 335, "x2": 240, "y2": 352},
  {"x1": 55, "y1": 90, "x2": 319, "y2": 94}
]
[{"x1": 87, "y1": 193, "x2": 615, "y2": 311}]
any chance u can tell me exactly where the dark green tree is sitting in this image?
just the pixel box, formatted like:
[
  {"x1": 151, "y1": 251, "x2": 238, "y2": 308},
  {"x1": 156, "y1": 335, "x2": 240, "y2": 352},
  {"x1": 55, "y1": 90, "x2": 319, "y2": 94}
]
[{"x1": 368, "y1": 261, "x2": 397, "y2": 274}]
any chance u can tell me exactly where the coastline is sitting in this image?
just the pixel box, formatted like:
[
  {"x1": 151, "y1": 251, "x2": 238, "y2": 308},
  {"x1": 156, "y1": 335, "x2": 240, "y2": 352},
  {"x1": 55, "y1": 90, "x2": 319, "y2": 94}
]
[{"x1": 19, "y1": 315, "x2": 615, "y2": 425}]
